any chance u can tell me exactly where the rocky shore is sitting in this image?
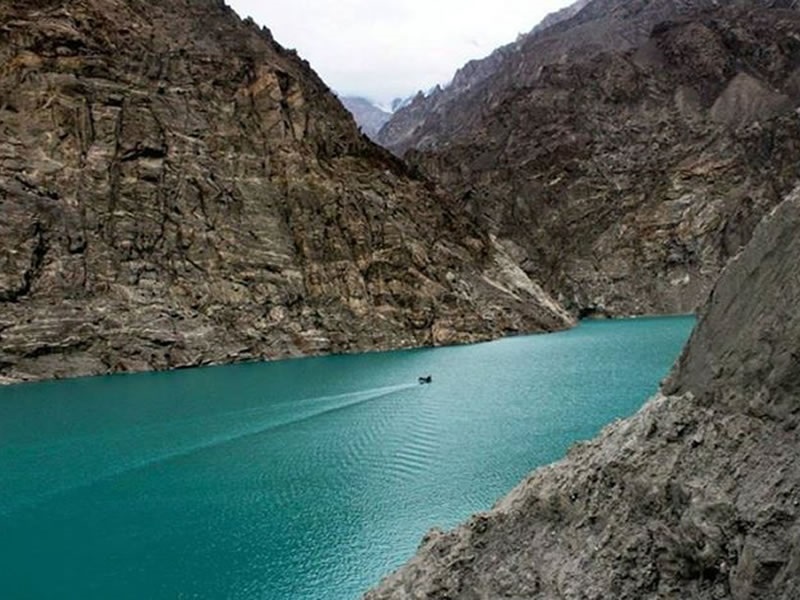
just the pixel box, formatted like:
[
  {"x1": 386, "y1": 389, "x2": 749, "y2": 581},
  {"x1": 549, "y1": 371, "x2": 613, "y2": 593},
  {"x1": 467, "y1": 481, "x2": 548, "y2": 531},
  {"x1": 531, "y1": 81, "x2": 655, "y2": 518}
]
[
  {"x1": 3, "y1": 1, "x2": 799, "y2": 595},
  {"x1": 366, "y1": 188, "x2": 800, "y2": 598}
]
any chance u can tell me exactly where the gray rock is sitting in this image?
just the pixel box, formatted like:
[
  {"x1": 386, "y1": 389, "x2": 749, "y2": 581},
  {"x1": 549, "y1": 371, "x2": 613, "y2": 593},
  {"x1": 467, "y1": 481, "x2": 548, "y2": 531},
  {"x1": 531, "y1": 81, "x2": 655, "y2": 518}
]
[
  {"x1": 366, "y1": 188, "x2": 800, "y2": 599},
  {"x1": 379, "y1": 2, "x2": 800, "y2": 318},
  {"x1": 339, "y1": 96, "x2": 392, "y2": 140}
]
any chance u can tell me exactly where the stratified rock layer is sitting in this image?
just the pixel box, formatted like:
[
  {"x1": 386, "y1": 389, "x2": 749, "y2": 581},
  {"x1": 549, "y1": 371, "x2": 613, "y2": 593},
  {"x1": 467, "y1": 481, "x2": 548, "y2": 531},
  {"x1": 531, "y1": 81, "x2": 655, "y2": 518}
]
[
  {"x1": 366, "y1": 189, "x2": 800, "y2": 599},
  {"x1": 379, "y1": 2, "x2": 800, "y2": 317},
  {"x1": 0, "y1": 0, "x2": 572, "y2": 383}
]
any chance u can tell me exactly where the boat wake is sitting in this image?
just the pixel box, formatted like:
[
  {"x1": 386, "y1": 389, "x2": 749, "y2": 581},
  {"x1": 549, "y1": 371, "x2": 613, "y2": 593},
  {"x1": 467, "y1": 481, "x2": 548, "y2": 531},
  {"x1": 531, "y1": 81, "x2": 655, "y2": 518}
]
[{"x1": 0, "y1": 383, "x2": 417, "y2": 517}]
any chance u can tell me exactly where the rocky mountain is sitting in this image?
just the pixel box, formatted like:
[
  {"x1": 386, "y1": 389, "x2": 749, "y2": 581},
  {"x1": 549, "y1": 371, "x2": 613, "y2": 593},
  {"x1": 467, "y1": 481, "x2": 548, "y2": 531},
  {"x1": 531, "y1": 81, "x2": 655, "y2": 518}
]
[
  {"x1": 338, "y1": 95, "x2": 391, "y2": 140},
  {"x1": 391, "y1": 95, "x2": 415, "y2": 112},
  {"x1": 378, "y1": 0, "x2": 800, "y2": 317},
  {"x1": 0, "y1": 0, "x2": 573, "y2": 384},
  {"x1": 530, "y1": 0, "x2": 592, "y2": 36},
  {"x1": 367, "y1": 184, "x2": 800, "y2": 598},
  {"x1": 376, "y1": 40, "x2": 521, "y2": 155},
  {"x1": 374, "y1": 0, "x2": 593, "y2": 156}
]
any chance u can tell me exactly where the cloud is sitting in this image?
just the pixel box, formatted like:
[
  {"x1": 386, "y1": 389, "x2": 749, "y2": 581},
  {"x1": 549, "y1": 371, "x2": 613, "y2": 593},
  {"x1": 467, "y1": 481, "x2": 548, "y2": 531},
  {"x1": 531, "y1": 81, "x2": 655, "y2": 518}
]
[{"x1": 226, "y1": 0, "x2": 575, "y2": 104}]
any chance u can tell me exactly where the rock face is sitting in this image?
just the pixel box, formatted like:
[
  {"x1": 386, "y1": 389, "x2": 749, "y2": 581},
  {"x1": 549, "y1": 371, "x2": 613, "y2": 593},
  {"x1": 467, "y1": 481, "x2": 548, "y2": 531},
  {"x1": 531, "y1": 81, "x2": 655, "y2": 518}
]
[
  {"x1": 338, "y1": 95, "x2": 392, "y2": 140},
  {"x1": 375, "y1": 40, "x2": 520, "y2": 156},
  {"x1": 0, "y1": 0, "x2": 573, "y2": 384},
  {"x1": 366, "y1": 187, "x2": 800, "y2": 598},
  {"x1": 378, "y1": 1, "x2": 800, "y2": 317},
  {"x1": 374, "y1": 0, "x2": 592, "y2": 156}
]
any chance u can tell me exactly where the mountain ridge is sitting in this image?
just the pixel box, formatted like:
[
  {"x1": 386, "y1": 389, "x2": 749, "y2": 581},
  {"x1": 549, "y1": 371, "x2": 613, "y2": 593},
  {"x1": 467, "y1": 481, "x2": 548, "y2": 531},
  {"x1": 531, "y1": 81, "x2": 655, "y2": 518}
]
[
  {"x1": 378, "y1": 1, "x2": 800, "y2": 317},
  {"x1": 338, "y1": 95, "x2": 392, "y2": 140},
  {"x1": 0, "y1": 0, "x2": 573, "y2": 384},
  {"x1": 367, "y1": 3, "x2": 800, "y2": 595},
  {"x1": 367, "y1": 182, "x2": 800, "y2": 599}
]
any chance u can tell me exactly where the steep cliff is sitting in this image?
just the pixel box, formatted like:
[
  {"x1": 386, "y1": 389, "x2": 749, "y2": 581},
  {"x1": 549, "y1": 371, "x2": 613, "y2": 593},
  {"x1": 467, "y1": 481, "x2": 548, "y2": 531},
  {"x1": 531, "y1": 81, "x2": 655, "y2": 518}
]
[
  {"x1": 366, "y1": 186, "x2": 800, "y2": 598},
  {"x1": 0, "y1": 0, "x2": 573, "y2": 384},
  {"x1": 378, "y1": 1, "x2": 800, "y2": 317}
]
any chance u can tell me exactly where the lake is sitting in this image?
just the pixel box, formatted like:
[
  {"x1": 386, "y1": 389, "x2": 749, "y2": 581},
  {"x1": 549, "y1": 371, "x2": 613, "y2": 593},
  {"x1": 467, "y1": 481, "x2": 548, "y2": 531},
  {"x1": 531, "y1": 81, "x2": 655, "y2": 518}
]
[{"x1": 0, "y1": 316, "x2": 694, "y2": 599}]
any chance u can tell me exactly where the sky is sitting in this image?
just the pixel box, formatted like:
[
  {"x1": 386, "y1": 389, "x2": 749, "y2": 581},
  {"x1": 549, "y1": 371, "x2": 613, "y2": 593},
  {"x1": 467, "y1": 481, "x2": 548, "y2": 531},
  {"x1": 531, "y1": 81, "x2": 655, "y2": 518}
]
[{"x1": 226, "y1": 0, "x2": 574, "y2": 108}]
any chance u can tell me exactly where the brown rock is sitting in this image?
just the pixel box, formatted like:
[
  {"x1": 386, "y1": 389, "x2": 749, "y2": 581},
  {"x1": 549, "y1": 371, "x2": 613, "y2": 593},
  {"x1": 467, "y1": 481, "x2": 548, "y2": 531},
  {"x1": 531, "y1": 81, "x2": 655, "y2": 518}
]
[
  {"x1": 0, "y1": 0, "x2": 573, "y2": 383},
  {"x1": 378, "y1": 2, "x2": 800, "y2": 318}
]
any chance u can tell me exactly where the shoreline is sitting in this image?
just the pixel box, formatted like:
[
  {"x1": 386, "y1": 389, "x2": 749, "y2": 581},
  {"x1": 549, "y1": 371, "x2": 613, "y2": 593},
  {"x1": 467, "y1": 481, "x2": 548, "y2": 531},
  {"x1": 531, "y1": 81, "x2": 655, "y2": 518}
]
[{"x1": 0, "y1": 312, "x2": 696, "y2": 388}]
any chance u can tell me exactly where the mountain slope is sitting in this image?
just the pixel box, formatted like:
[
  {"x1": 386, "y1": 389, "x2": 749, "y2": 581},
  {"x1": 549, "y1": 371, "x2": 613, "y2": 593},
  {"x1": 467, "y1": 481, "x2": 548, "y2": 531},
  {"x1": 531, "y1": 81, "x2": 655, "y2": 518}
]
[
  {"x1": 378, "y1": 0, "x2": 795, "y2": 155},
  {"x1": 378, "y1": 1, "x2": 800, "y2": 316},
  {"x1": 339, "y1": 96, "x2": 392, "y2": 139},
  {"x1": 367, "y1": 184, "x2": 800, "y2": 598},
  {"x1": 0, "y1": 0, "x2": 572, "y2": 383}
]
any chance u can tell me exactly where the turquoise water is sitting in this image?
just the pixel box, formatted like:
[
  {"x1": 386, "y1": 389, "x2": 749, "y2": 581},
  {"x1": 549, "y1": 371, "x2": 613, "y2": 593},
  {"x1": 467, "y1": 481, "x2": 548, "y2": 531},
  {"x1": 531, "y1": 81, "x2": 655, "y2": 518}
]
[{"x1": 0, "y1": 316, "x2": 693, "y2": 599}]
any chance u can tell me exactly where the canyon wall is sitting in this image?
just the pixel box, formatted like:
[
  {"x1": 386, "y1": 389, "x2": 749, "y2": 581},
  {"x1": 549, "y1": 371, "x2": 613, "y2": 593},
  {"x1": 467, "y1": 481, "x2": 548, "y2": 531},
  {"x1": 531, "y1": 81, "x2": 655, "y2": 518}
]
[
  {"x1": 379, "y1": 1, "x2": 800, "y2": 317},
  {"x1": 0, "y1": 0, "x2": 572, "y2": 383},
  {"x1": 367, "y1": 185, "x2": 800, "y2": 599}
]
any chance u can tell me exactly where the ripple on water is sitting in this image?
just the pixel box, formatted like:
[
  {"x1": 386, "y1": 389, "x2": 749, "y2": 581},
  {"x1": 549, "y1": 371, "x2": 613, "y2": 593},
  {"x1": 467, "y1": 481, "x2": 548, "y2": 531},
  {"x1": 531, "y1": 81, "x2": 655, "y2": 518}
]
[{"x1": 0, "y1": 316, "x2": 696, "y2": 600}]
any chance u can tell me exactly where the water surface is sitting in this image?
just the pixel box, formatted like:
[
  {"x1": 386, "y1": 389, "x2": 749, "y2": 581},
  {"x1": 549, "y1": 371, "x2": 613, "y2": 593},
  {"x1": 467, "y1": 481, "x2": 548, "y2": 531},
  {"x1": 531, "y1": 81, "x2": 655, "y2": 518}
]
[{"x1": 0, "y1": 316, "x2": 694, "y2": 599}]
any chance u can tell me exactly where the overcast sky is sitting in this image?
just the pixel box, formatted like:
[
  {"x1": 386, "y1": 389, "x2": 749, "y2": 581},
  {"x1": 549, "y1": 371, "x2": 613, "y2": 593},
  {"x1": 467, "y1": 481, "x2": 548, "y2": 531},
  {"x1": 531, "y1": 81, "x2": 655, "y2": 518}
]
[{"x1": 226, "y1": 0, "x2": 574, "y2": 107}]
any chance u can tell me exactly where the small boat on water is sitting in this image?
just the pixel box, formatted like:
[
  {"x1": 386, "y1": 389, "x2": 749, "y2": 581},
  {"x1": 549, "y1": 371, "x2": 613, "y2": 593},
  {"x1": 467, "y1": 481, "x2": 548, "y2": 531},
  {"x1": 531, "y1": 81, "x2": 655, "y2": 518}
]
[{"x1": 418, "y1": 375, "x2": 432, "y2": 384}]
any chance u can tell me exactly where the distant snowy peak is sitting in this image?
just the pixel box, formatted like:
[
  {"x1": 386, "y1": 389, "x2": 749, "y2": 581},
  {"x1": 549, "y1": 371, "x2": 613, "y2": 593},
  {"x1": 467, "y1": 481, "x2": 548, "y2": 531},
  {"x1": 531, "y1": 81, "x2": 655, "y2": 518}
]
[
  {"x1": 391, "y1": 95, "x2": 414, "y2": 112},
  {"x1": 375, "y1": 0, "x2": 596, "y2": 152},
  {"x1": 346, "y1": 0, "x2": 593, "y2": 145},
  {"x1": 338, "y1": 95, "x2": 392, "y2": 140}
]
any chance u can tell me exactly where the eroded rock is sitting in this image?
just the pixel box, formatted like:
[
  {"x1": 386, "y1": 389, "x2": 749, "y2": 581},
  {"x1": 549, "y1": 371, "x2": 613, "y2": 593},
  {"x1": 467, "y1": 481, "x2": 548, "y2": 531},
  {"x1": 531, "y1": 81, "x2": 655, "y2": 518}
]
[
  {"x1": 378, "y1": 2, "x2": 800, "y2": 318},
  {"x1": 366, "y1": 189, "x2": 800, "y2": 599},
  {"x1": 0, "y1": 0, "x2": 573, "y2": 383}
]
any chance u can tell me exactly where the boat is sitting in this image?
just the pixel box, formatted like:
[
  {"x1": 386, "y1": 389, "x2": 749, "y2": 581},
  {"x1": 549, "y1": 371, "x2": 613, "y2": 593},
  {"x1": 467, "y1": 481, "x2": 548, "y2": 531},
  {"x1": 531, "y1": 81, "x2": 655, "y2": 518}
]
[{"x1": 418, "y1": 375, "x2": 432, "y2": 384}]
